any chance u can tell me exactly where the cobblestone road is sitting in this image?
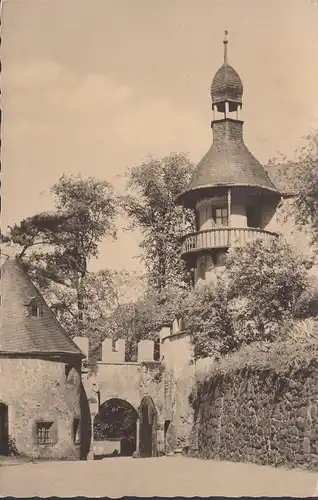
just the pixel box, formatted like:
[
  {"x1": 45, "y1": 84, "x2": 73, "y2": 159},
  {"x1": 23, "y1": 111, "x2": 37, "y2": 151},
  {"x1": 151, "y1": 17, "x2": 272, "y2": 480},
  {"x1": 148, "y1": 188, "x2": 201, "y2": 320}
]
[{"x1": 0, "y1": 455, "x2": 317, "y2": 498}]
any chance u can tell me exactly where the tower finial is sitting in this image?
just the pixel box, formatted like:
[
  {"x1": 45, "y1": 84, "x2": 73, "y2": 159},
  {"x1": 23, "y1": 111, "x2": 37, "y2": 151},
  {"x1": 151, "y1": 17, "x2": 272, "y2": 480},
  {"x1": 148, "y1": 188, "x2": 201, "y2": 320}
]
[{"x1": 223, "y1": 30, "x2": 228, "y2": 64}]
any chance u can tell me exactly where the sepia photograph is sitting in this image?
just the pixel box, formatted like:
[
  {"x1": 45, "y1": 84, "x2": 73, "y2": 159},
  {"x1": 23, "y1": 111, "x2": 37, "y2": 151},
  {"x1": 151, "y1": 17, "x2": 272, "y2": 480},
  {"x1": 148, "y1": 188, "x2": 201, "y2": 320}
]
[{"x1": 0, "y1": 0, "x2": 318, "y2": 497}]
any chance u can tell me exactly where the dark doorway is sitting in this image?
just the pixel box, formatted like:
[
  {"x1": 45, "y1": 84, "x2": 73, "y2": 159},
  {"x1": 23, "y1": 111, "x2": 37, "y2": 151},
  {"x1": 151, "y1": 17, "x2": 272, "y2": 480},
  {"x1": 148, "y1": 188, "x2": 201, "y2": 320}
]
[
  {"x1": 93, "y1": 398, "x2": 138, "y2": 458},
  {"x1": 139, "y1": 396, "x2": 157, "y2": 458},
  {"x1": 0, "y1": 403, "x2": 9, "y2": 456}
]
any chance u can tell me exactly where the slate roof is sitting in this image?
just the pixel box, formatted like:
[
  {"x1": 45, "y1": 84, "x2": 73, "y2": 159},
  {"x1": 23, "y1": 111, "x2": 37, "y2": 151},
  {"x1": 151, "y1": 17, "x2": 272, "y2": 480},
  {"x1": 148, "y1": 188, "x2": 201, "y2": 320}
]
[
  {"x1": 176, "y1": 120, "x2": 280, "y2": 208},
  {"x1": 0, "y1": 257, "x2": 83, "y2": 357},
  {"x1": 211, "y1": 63, "x2": 243, "y2": 105}
]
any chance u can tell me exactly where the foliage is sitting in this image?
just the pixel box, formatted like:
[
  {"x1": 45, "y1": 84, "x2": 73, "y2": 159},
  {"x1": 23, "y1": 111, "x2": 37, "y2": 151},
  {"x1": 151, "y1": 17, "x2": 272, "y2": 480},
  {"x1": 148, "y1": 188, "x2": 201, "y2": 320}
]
[
  {"x1": 182, "y1": 238, "x2": 311, "y2": 360},
  {"x1": 94, "y1": 399, "x2": 137, "y2": 444},
  {"x1": 266, "y1": 130, "x2": 318, "y2": 244},
  {"x1": 2, "y1": 175, "x2": 118, "y2": 335},
  {"x1": 194, "y1": 318, "x2": 318, "y2": 385},
  {"x1": 122, "y1": 153, "x2": 195, "y2": 292},
  {"x1": 38, "y1": 269, "x2": 118, "y2": 337}
]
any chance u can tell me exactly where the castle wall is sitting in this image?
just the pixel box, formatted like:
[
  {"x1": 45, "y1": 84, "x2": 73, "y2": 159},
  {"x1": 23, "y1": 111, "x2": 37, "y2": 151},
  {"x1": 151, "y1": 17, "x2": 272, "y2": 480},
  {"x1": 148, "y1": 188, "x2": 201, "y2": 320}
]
[
  {"x1": 189, "y1": 364, "x2": 318, "y2": 469},
  {"x1": 161, "y1": 329, "x2": 195, "y2": 453},
  {"x1": 97, "y1": 362, "x2": 141, "y2": 410},
  {"x1": 0, "y1": 356, "x2": 85, "y2": 460}
]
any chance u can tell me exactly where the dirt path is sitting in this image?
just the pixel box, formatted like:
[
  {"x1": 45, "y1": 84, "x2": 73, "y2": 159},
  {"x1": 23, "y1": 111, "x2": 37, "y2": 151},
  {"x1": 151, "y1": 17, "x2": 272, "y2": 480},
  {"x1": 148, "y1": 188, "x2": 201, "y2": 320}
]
[{"x1": 0, "y1": 455, "x2": 317, "y2": 497}]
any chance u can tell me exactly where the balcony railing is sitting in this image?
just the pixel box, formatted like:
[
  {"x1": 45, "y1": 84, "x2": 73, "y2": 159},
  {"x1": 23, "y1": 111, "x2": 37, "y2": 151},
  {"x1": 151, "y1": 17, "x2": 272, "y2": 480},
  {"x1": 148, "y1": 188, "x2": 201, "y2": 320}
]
[{"x1": 181, "y1": 227, "x2": 278, "y2": 256}]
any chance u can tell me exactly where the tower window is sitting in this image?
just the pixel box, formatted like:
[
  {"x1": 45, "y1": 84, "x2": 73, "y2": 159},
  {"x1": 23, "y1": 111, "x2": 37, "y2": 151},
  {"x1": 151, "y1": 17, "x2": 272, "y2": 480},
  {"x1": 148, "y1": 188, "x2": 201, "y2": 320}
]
[
  {"x1": 36, "y1": 422, "x2": 54, "y2": 445},
  {"x1": 213, "y1": 207, "x2": 228, "y2": 226}
]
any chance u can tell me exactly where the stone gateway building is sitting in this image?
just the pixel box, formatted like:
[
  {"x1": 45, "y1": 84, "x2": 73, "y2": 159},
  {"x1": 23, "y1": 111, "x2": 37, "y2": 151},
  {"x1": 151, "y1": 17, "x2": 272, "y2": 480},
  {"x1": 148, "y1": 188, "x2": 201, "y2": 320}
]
[{"x1": 0, "y1": 257, "x2": 90, "y2": 460}]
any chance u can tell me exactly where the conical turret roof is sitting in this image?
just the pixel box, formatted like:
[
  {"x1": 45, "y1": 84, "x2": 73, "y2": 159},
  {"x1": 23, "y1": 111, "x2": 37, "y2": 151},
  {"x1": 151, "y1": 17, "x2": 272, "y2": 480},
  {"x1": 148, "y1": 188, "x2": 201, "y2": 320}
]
[
  {"x1": 177, "y1": 120, "x2": 279, "y2": 207},
  {"x1": 176, "y1": 34, "x2": 280, "y2": 208}
]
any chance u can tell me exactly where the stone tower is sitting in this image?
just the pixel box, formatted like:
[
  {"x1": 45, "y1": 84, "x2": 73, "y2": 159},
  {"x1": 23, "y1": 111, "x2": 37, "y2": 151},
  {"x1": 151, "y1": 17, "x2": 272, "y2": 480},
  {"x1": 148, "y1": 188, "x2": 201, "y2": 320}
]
[{"x1": 176, "y1": 33, "x2": 281, "y2": 285}]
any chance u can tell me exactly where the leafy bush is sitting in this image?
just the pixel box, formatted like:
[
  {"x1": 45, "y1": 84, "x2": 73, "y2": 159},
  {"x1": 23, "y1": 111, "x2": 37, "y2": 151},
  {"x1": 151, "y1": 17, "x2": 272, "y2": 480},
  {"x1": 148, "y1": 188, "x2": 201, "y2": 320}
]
[
  {"x1": 182, "y1": 238, "x2": 312, "y2": 360},
  {"x1": 194, "y1": 318, "x2": 318, "y2": 385}
]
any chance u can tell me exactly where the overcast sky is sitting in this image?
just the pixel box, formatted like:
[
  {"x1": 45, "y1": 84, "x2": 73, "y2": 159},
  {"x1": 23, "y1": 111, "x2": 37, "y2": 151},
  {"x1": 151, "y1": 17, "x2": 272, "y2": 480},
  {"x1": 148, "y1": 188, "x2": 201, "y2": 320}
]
[{"x1": 2, "y1": 0, "x2": 318, "y2": 273}]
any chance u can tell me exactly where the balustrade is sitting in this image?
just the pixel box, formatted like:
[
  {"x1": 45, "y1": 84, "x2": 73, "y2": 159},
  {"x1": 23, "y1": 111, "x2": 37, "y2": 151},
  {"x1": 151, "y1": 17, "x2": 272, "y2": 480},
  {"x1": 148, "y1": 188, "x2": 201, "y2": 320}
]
[{"x1": 181, "y1": 227, "x2": 278, "y2": 255}]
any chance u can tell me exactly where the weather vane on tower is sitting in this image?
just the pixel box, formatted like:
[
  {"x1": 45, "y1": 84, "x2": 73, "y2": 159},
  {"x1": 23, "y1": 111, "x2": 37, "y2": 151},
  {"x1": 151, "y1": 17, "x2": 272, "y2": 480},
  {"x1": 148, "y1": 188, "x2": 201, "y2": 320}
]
[{"x1": 224, "y1": 30, "x2": 228, "y2": 64}]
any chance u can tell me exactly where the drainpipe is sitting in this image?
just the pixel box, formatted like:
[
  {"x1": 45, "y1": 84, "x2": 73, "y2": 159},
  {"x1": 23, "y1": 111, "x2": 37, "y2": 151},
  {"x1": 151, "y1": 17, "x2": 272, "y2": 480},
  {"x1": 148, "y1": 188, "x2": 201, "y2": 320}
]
[
  {"x1": 227, "y1": 188, "x2": 232, "y2": 246},
  {"x1": 135, "y1": 417, "x2": 140, "y2": 456}
]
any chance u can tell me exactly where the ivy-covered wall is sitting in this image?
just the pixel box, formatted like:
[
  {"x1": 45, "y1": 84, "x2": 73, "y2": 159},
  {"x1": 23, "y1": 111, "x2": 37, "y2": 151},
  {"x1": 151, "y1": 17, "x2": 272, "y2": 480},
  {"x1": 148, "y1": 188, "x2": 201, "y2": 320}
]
[{"x1": 189, "y1": 363, "x2": 318, "y2": 470}]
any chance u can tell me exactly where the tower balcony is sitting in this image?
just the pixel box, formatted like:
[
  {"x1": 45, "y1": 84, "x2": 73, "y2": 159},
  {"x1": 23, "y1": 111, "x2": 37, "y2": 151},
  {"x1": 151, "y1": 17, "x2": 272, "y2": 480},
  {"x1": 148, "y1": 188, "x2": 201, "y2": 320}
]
[{"x1": 181, "y1": 227, "x2": 278, "y2": 257}]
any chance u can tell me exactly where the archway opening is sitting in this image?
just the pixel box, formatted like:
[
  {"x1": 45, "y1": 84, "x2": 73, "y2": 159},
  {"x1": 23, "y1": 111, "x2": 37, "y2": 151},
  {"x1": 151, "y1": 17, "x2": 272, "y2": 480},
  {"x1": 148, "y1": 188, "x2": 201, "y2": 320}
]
[
  {"x1": 0, "y1": 403, "x2": 9, "y2": 456},
  {"x1": 93, "y1": 398, "x2": 138, "y2": 458},
  {"x1": 139, "y1": 396, "x2": 157, "y2": 458}
]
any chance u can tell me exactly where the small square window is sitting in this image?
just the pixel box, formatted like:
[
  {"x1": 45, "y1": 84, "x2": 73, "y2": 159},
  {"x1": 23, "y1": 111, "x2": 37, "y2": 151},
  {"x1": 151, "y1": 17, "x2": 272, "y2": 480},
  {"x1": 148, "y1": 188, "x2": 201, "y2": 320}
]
[
  {"x1": 214, "y1": 207, "x2": 228, "y2": 226},
  {"x1": 36, "y1": 422, "x2": 54, "y2": 445}
]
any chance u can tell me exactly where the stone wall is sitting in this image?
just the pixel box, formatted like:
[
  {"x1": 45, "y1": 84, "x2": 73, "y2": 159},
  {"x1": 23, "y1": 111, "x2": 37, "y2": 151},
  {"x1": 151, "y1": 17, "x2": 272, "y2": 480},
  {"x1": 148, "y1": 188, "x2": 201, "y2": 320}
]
[
  {"x1": 189, "y1": 364, "x2": 318, "y2": 469},
  {"x1": 0, "y1": 355, "x2": 88, "y2": 460},
  {"x1": 161, "y1": 329, "x2": 195, "y2": 453},
  {"x1": 140, "y1": 361, "x2": 165, "y2": 454},
  {"x1": 97, "y1": 362, "x2": 141, "y2": 410}
]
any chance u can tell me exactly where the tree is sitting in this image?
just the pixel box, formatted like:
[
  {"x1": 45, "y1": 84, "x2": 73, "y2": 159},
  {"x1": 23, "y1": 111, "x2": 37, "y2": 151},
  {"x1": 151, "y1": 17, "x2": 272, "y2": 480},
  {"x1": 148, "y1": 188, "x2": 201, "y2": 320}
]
[
  {"x1": 42, "y1": 269, "x2": 118, "y2": 337},
  {"x1": 225, "y1": 238, "x2": 310, "y2": 337},
  {"x1": 122, "y1": 153, "x2": 195, "y2": 292},
  {"x1": 266, "y1": 130, "x2": 318, "y2": 244},
  {"x1": 181, "y1": 276, "x2": 235, "y2": 359},
  {"x1": 2, "y1": 174, "x2": 118, "y2": 334},
  {"x1": 182, "y1": 238, "x2": 311, "y2": 359},
  {"x1": 94, "y1": 399, "x2": 138, "y2": 449}
]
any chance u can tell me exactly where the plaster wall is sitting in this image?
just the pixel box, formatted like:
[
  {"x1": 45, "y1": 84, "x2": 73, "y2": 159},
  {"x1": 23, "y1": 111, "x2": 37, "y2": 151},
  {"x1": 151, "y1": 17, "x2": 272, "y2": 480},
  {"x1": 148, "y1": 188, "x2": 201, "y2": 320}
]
[
  {"x1": 262, "y1": 201, "x2": 278, "y2": 232},
  {"x1": 97, "y1": 363, "x2": 141, "y2": 410},
  {"x1": 0, "y1": 356, "x2": 85, "y2": 460},
  {"x1": 230, "y1": 202, "x2": 247, "y2": 227}
]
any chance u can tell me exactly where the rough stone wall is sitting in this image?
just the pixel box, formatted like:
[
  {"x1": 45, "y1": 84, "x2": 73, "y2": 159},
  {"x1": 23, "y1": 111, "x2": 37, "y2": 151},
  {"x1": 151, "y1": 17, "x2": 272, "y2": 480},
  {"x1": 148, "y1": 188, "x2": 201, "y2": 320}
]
[
  {"x1": 140, "y1": 362, "x2": 165, "y2": 454},
  {"x1": 0, "y1": 356, "x2": 85, "y2": 460},
  {"x1": 190, "y1": 365, "x2": 318, "y2": 469}
]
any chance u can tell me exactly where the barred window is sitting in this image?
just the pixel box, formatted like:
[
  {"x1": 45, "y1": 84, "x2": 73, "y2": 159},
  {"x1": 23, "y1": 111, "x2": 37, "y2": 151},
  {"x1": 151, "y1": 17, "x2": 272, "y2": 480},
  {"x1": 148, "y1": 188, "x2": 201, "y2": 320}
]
[{"x1": 36, "y1": 422, "x2": 54, "y2": 445}]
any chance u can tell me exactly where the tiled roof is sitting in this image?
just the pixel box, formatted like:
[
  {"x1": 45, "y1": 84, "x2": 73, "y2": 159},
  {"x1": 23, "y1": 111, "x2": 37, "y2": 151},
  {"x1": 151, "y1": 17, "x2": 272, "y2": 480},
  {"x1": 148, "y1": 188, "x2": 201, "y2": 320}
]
[
  {"x1": 176, "y1": 120, "x2": 280, "y2": 207},
  {"x1": 0, "y1": 257, "x2": 83, "y2": 357},
  {"x1": 211, "y1": 63, "x2": 243, "y2": 105}
]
